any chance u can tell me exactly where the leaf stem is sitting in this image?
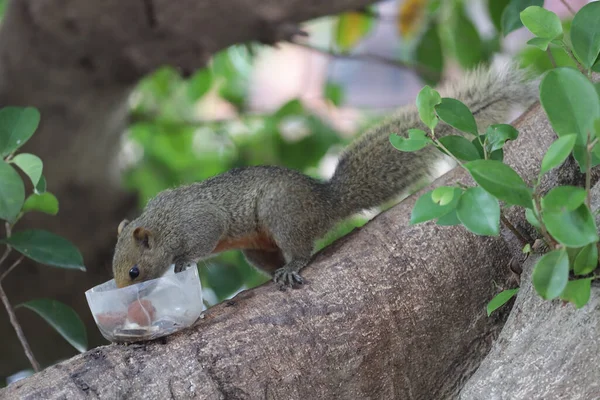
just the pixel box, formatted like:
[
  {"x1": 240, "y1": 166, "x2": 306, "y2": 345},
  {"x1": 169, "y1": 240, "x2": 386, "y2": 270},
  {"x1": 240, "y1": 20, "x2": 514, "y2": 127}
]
[
  {"x1": 430, "y1": 130, "x2": 469, "y2": 171},
  {"x1": 0, "y1": 281, "x2": 40, "y2": 372}
]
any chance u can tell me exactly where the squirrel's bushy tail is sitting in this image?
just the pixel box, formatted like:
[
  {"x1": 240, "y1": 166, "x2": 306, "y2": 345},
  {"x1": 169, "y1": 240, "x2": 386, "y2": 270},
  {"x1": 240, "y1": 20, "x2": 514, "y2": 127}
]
[{"x1": 327, "y1": 62, "x2": 540, "y2": 219}]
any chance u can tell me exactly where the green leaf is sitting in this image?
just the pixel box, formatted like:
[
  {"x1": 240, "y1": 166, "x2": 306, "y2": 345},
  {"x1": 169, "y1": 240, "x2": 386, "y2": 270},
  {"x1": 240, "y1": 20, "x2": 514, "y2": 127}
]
[
  {"x1": 543, "y1": 204, "x2": 599, "y2": 247},
  {"x1": 436, "y1": 210, "x2": 461, "y2": 226},
  {"x1": 435, "y1": 98, "x2": 478, "y2": 136},
  {"x1": 457, "y1": 186, "x2": 500, "y2": 236},
  {"x1": 540, "y1": 134, "x2": 577, "y2": 175},
  {"x1": 501, "y1": 0, "x2": 544, "y2": 36},
  {"x1": 573, "y1": 243, "x2": 598, "y2": 276},
  {"x1": 411, "y1": 188, "x2": 462, "y2": 224},
  {"x1": 389, "y1": 129, "x2": 432, "y2": 152},
  {"x1": 324, "y1": 82, "x2": 344, "y2": 107},
  {"x1": 523, "y1": 243, "x2": 531, "y2": 253},
  {"x1": 472, "y1": 135, "x2": 504, "y2": 161},
  {"x1": 22, "y1": 192, "x2": 59, "y2": 216},
  {"x1": 487, "y1": 288, "x2": 519, "y2": 316},
  {"x1": 464, "y1": 160, "x2": 533, "y2": 208},
  {"x1": 35, "y1": 175, "x2": 47, "y2": 194},
  {"x1": 335, "y1": 12, "x2": 375, "y2": 52},
  {"x1": 539, "y1": 68, "x2": 600, "y2": 168},
  {"x1": 0, "y1": 107, "x2": 41, "y2": 157},
  {"x1": 17, "y1": 299, "x2": 87, "y2": 353},
  {"x1": 11, "y1": 153, "x2": 43, "y2": 187},
  {"x1": 415, "y1": 22, "x2": 444, "y2": 86},
  {"x1": 438, "y1": 135, "x2": 482, "y2": 161},
  {"x1": 431, "y1": 186, "x2": 455, "y2": 206},
  {"x1": 416, "y1": 85, "x2": 442, "y2": 131},
  {"x1": 525, "y1": 208, "x2": 541, "y2": 229},
  {"x1": 518, "y1": 41, "x2": 578, "y2": 74},
  {"x1": 450, "y1": 6, "x2": 483, "y2": 69},
  {"x1": 0, "y1": 160, "x2": 25, "y2": 223},
  {"x1": 520, "y1": 6, "x2": 563, "y2": 40},
  {"x1": 485, "y1": 124, "x2": 519, "y2": 152},
  {"x1": 541, "y1": 186, "x2": 587, "y2": 212},
  {"x1": 532, "y1": 249, "x2": 569, "y2": 300},
  {"x1": 526, "y1": 37, "x2": 552, "y2": 51},
  {"x1": 187, "y1": 68, "x2": 213, "y2": 101},
  {"x1": 0, "y1": 230, "x2": 85, "y2": 271},
  {"x1": 570, "y1": 1, "x2": 600, "y2": 69},
  {"x1": 559, "y1": 278, "x2": 592, "y2": 308}
]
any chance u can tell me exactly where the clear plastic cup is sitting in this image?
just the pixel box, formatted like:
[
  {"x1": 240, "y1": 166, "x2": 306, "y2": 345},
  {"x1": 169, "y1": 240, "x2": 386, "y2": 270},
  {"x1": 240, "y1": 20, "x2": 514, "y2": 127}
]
[{"x1": 85, "y1": 264, "x2": 203, "y2": 343}]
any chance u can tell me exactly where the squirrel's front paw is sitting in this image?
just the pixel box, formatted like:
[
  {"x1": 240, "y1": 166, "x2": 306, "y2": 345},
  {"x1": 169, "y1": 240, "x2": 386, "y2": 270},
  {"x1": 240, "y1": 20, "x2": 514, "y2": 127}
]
[
  {"x1": 273, "y1": 267, "x2": 304, "y2": 288},
  {"x1": 174, "y1": 261, "x2": 195, "y2": 273}
]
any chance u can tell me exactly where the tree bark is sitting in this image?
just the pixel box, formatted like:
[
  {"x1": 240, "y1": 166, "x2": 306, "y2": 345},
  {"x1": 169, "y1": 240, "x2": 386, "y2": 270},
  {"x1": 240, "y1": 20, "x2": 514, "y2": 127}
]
[
  {"x1": 4, "y1": 101, "x2": 595, "y2": 399},
  {"x1": 0, "y1": 0, "x2": 379, "y2": 375}
]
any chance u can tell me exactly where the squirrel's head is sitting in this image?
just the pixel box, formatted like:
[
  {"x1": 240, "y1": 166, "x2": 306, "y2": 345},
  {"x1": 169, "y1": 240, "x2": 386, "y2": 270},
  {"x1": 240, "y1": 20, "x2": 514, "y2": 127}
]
[{"x1": 112, "y1": 219, "x2": 173, "y2": 288}]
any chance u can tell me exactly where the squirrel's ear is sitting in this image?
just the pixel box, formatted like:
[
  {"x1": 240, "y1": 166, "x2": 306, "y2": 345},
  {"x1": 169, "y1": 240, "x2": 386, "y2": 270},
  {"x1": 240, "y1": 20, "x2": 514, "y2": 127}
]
[
  {"x1": 133, "y1": 227, "x2": 151, "y2": 248},
  {"x1": 117, "y1": 219, "x2": 130, "y2": 236}
]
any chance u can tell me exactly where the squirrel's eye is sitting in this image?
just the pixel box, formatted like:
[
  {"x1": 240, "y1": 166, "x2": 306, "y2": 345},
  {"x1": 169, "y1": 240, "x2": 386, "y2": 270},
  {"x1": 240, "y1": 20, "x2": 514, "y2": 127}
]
[{"x1": 129, "y1": 265, "x2": 140, "y2": 280}]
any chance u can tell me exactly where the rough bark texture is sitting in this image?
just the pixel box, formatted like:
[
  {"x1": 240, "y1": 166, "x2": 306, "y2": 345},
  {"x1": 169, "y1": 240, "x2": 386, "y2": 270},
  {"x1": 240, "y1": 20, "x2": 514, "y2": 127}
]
[
  {"x1": 4, "y1": 102, "x2": 594, "y2": 399},
  {"x1": 459, "y1": 183, "x2": 600, "y2": 400},
  {"x1": 0, "y1": 0, "x2": 379, "y2": 375}
]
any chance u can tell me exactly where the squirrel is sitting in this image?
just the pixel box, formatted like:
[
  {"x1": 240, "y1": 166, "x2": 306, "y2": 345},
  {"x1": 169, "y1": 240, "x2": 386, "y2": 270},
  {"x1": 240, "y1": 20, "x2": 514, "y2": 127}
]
[{"x1": 112, "y1": 62, "x2": 539, "y2": 289}]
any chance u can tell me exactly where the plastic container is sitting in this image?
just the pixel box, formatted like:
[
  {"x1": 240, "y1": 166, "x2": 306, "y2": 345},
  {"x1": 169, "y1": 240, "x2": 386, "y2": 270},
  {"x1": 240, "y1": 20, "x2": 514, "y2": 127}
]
[{"x1": 85, "y1": 264, "x2": 203, "y2": 343}]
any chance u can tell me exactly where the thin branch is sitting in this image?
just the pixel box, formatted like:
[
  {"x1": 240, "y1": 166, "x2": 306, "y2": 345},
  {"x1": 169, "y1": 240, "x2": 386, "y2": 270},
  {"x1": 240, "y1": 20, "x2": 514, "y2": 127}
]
[
  {"x1": 0, "y1": 255, "x2": 24, "y2": 281},
  {"x1": 559, "y1": 0, "x2": 576, "y2": 15},
  {"x1": 291, "y1": 41, "x2": 439, "y2": 81},
  {"x1": 586, "y1": 132, "x2": 592, "y2": 210},
  {"x1": 500, "y1": 213, "x2": 530, "y2": 247},
  {"x1": 0, "y1": 281, "x2": 40, "y2": 372},
  {"x1": 357, "y1": 7, "x2": 398, "y2": 23},
  {"x1": 546, "y1": 48, "x2": 557, "y2": 68},
  {"x1": 0, "y1": 246, "x2": 10, "y2": 266}
]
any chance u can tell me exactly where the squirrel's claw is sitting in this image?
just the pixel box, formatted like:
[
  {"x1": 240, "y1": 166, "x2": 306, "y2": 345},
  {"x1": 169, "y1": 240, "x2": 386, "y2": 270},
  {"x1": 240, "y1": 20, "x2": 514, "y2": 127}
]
[{"x1": 273, "y1": 267, "x2": 305, "y2": 288}]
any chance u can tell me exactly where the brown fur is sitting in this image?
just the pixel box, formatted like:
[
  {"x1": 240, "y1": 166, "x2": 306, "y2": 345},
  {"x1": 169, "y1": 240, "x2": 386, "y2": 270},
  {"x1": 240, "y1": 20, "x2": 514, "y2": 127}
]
[{"x1": 112, "y1": 62, "x2": 539, "y2": 288}]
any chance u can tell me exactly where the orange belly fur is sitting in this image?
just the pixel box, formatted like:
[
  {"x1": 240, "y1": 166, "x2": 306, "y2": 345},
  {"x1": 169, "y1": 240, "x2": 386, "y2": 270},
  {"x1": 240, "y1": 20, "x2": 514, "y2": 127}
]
[{"x1": 212, "y1": 230, "x2": 278, "y2": 254}]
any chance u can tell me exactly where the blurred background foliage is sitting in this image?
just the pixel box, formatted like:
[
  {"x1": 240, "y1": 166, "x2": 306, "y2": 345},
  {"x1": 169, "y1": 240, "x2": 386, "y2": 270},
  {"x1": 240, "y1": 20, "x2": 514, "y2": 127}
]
[{"x1": 117, "y1": 0, "x2": 583, "y2": 306}]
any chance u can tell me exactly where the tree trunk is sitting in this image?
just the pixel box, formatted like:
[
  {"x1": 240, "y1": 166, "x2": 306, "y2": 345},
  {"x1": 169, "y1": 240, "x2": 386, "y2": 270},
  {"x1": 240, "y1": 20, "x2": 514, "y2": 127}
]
[{"x1": 4, "y1": 102, "x2": 596, "y2": 399}]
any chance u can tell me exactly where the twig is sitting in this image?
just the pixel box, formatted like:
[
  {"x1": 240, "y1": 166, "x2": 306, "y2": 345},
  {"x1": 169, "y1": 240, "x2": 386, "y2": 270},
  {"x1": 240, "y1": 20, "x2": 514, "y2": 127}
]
[
  {"x1": 500, "y1": 213, "x2": 530, "y2": 247},
  {"x1": 0, "y1": 221, "x2": 39, "y2": 372},
  {"x1": 0, "y1": 255, "x2": 24, "y2": 281},
  {"x1": 533, "y1": 196, "x2": 558, "y2": 248},
  {"x1": 586, "y1": 132, "x2": 592, "y2": 209},
  {"x1": 0, "y1": 281, "x2": 40, "y2": 372},
  {"x1": 546, "y1": 47, "x2": 557, "y2": 68},
  {"x1": 291, "y1": 41, "x2": 439, "y2": 82},
  {"x1": 357, "y1": 7, "x2": 398, "y2": 23},
  {"x1": 0, "y1": 246, "x2": 10, "y2": 266},
  {"x1": 559, "y1": 0, "x2": 576, "y2": 15}
]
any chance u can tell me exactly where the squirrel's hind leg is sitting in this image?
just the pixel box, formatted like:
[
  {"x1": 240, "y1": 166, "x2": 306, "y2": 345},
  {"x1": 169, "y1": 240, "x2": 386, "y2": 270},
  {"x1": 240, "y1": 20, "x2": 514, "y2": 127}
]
[{"x1": 243, "y1": 248, "x2": 286, "y2": 274}]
